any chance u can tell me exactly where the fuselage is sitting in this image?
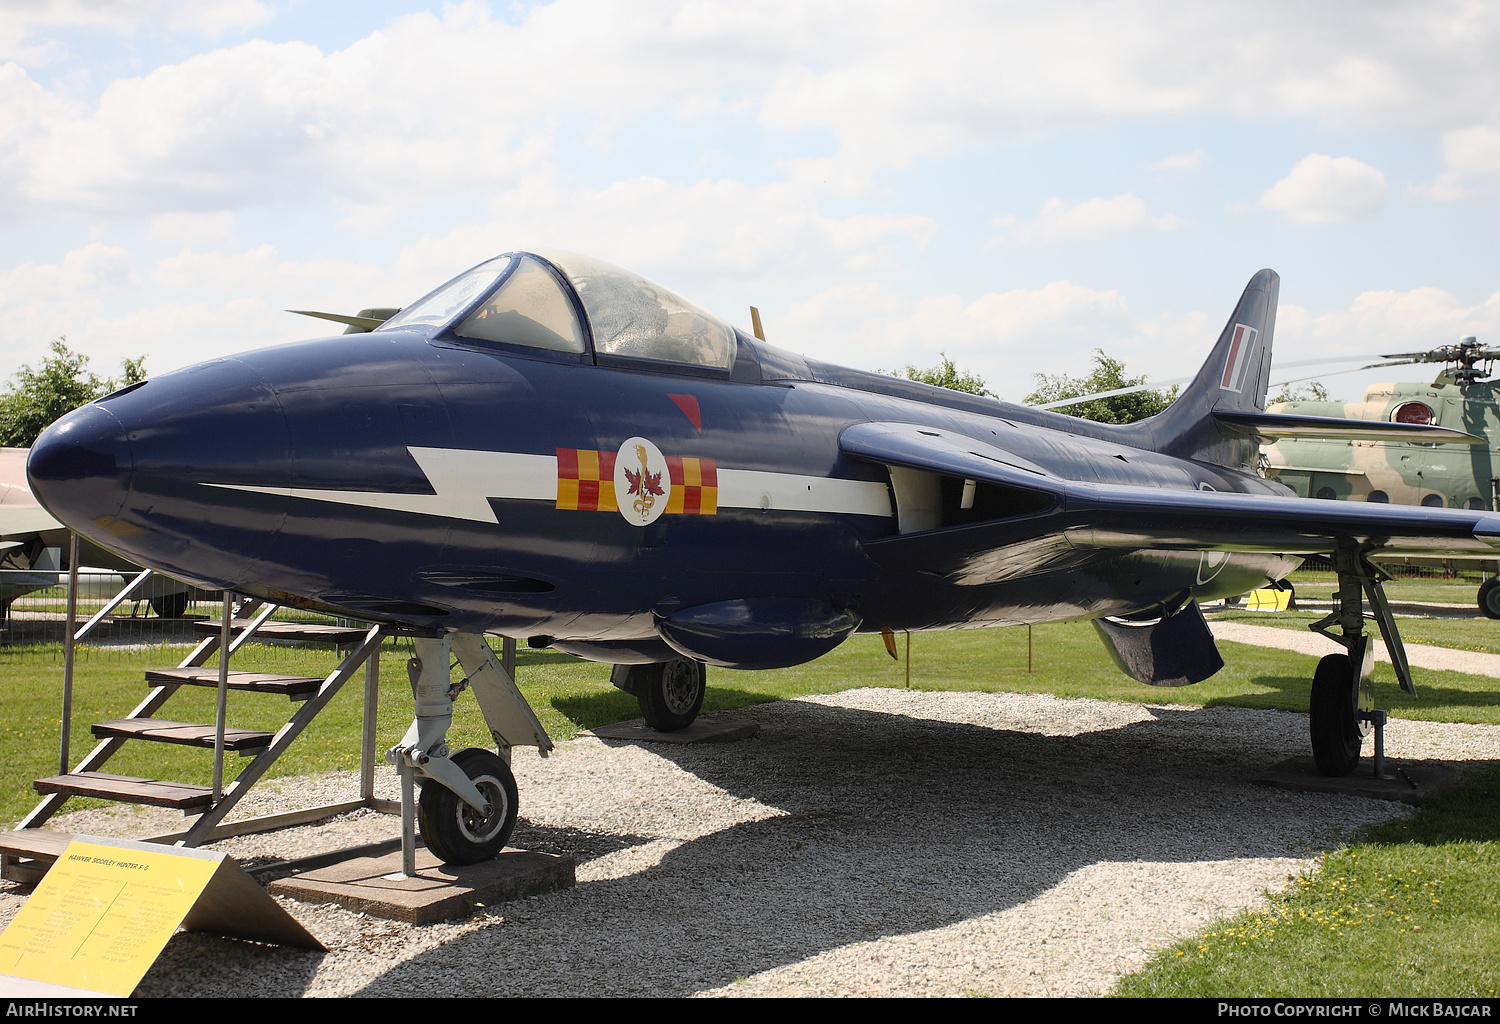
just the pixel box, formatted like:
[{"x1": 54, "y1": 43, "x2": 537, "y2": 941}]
[
  {"x1": 27, "y1": 250, "x2": 1307, "y2": 668},
  {"x1": 27, "y1": 324, "x2": 1295, "y2": 653}
]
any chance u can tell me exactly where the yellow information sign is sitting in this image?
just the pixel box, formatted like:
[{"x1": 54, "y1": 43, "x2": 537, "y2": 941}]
[
  {"x1": 1246, "y1": 586, "x2": 1293, "y2": 611},
  {"x1": 0, "y1": 835, "x2": 321, "y2": 997},
  {"x1": 0, "y1": 838, "x2": 219, "y2": 996}
]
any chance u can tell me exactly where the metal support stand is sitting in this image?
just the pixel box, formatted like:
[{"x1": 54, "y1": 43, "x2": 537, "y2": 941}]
[
  {"x1": 59, "y1": 533, "x2": 79, "y2": 775},
  {"x1": 360, "y1": 647, "x2": 380, "y2": 803},
  {"x1": 212, "y1": 593, "x2": 231, "y2": 802},
  {"x1": 1368, "y1": 708, "x2": 1389, "y2": 780},
  {"x1": 398, "y1": 758, "x2": 416, "y2": 879}
]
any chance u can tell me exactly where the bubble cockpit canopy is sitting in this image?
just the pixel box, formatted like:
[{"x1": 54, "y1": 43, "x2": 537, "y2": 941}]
[{"x1": 378, "y1": 250, "x2": 737, "y2": 373}]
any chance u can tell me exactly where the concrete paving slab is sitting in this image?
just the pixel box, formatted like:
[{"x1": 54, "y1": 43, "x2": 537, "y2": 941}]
[
  {"x1": 1252, "y1": 755, "x2": 1462, "y2": 806},
  {"x1": 583, "y1": 717, "x2": 759, "y2": 744},
  {"x1": 269, "y1": 848, "x2": 575, "y2": 924}
]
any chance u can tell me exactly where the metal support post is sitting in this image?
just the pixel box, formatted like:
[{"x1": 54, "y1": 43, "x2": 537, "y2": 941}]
[
  {"x1": 360, "y1": 642, "x2": 380, "y2": 803},
  {"x1": 59, "y1": 532, "x2": 80, "y2": 775},
  {"x1": 399, "y1": 759, "x2": 416, "y2": 878},
  {"x1": 1369, "y1": 709, "x2": 1389, "y2": 780},
  {"x1": 212, "y1": 593, "x2": 231, "y2": 802}
]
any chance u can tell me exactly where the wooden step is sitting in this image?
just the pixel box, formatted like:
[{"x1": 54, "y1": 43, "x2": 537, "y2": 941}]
[
  {"x1": 0, "y1": 829, "x2": 76, "y2": 882},
  {"x1": 192, "y1": 620, "x2": 369, "y2": 644},
  {"x1": 0, "y1": 829, "x2": 74, "y2": 862},
  {"x1": 33, "y1": 772, "x2": 212, "y2": 810},
  {"x1": 92, "y1": 718, "x2": 273, "y2": 752},
  {"x1": 145, "y1": 667, "x2": 322, "y2": 699}
]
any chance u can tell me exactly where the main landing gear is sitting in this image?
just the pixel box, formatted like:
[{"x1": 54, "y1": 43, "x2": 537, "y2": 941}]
[
  {"x1": 1305, "y1": 541, "x2": 1412, "y2": 777},
  {"x1": 610, "y1": 657, "x2": 707, "y2": 731},
  {"x1": 388, "y1": 633, "x2": 554, "y2": 869},
  {"x1": 1478, "y1": 576, "x2": 1500, "y2": 619}
]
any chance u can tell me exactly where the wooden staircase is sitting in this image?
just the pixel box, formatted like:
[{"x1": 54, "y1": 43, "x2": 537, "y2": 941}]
[{"x1": 1, "y1": 599, "x2": 390, "y2": 882}]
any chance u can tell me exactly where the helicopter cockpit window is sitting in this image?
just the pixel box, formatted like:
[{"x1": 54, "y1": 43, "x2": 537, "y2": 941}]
[
  {"x1": 537, "y1": 250, "x2": 736, "y2": 372},
  {"x1": 378, "y1": 256, "x2": 514, "y2": 332},
  {"x1": 1392, "y1": 401, "x2": 1434, "y2": 425},
  {"x1": 454, "y1": 256, "x2": 586, "y2": 353}
]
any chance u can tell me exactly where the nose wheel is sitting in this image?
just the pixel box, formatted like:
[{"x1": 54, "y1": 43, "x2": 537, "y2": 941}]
[{"x1": 417, "y1": 747, "x2": 519, "y2": 865}]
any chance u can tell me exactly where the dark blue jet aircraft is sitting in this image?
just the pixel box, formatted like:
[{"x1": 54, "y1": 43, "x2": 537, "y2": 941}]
[{"x1": 26, "y1": 251, "x2": 1500, "y2": 863}]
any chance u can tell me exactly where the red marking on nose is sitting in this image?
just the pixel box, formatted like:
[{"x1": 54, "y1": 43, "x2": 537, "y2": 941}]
[{"x1": 668, "y1": 393, "x2": 702, "y2": 433}]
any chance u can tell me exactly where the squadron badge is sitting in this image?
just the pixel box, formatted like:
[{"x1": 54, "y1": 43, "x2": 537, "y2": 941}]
[{"x1": 615, "y1": 436, "x2": 671, "y2": 526}]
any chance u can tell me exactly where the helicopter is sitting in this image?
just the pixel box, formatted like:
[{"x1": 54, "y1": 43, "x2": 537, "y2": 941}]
[{"x1": 1263, "y1": 336, "x2": 1500, "y2": 616}]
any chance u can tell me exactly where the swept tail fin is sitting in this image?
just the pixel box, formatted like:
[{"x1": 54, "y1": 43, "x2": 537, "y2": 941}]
[{"x1": 1116, "y1": 269, "x2": 1279, "y2": 470}]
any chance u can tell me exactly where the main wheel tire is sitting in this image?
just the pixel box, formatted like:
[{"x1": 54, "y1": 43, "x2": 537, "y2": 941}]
[
  {"x1": 1272, "y1": 580, "x2": 1296, "y2": 610},
  {"x1": 417, "y1": 748, "x2": 519, "y2": 865},
  {"x1": 637, "y1": 657, "x2": 706, "y2": 732},
  {"x1": 150, "y1": 592, "x2": 190, "y2": 619},
  {"x1": 1479, "y1": 577, "x2": 1500, "y2": 619},
  {"x1": 1309, "y1": 653, "x2": 1364, "y2": 776}
]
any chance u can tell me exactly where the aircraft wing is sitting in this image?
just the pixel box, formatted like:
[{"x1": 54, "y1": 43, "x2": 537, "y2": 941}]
[
  {"x1": 840, "y1": 422, "x2": 1500, "y2": 586},
  {"x1": 0, "y1": 505, "x2": 62, "y2": 539}
]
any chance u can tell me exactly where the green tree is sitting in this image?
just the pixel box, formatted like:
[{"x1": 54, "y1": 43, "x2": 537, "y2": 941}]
[
  {"x1": 882, "y1": 352, "x2": 994, "y2": 397},
  {"x1": 1023, "y1": 349, "x2": 1176, "y2": 424},
  {"x1": 0, "y1": 339, "x2": 147, "y2": 447},
  {"x1": 1271, "y1": 380, "x2": 1330, "y2": 404}
]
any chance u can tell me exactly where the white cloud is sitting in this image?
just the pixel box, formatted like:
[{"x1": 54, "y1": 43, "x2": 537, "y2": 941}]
[
  {"x1": 780, "y1": 279, "x2": 1147, "y2": 400},
  {"x1": 1152, "y1": 150, "x2": 1205, "y2": 172},
  {"x1": 0, "y1": 244, "x2": 141, "y2": 377},
  {"x1": 64, "y1": 297, "x2": 308, "y2": 382},
  {"x1": 997, "y1": 194, "x2": 1188, "y2": 246},
  {"x1": 1409, "y1": 125, "x2": 1500, "y2": 201},
  {"x1": 151, "y1": 245, "x2": 389, "y2": 307},
  {"x1": 1260, "y1": 154, "x2": 1388, "y2": 224},
  {"x1": 467, "y1": 173, "x2": 938, "y2": 288},
  {"x1": 1279, "y1": 286, "x2": 1500, "y2": 354},
  {"x1": 148, "y1": 211, "x2": 235, "y2": 244},
  {"x1": 6, "y1": 3, "x2": 1500, "y2": 219},
  {"x1": 0, "y1": 243, "x2": 136, "y2": 305}
]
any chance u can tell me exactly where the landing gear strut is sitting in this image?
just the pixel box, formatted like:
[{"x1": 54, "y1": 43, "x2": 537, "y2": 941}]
[
  {"x1": 1306, "y1": 541, "x2": 1413, "y2": 777},
  {"x1": 388, "y1": 633, "x2": 554, "y2": 871}
]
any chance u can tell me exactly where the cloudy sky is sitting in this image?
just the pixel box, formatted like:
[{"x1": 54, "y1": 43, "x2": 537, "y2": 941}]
[{"x1": 3, "y1": 0, "x2": 1499, "y2": 404}]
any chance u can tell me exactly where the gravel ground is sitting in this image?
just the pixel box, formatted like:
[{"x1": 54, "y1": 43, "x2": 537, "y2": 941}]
[{"x1": 4, "y1": 687, "x2": 1498, "y2": 998}]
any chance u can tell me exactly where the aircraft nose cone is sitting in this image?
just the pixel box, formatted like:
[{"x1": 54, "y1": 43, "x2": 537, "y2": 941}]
[{"x1": 27, "y1": 403, "x2": 133, "y2": 530}]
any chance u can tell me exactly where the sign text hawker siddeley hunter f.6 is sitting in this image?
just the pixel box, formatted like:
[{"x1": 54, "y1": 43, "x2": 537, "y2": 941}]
[{"x1": 27, "y1": 251, "x2": 1500, "y2": 864}]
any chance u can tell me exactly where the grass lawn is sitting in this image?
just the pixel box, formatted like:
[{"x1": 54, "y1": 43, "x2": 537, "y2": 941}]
[
  {"x1": 1116, "y1": 768, "x2": 1500, "y2": 998},
  {"x1": 4, "y1": 577, "x2": 1499, "y2": 997}
]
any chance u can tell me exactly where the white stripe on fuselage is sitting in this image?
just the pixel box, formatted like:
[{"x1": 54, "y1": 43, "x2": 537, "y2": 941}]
[{"x1": 205, "y1": 446, "x2": 893, "y2": 523}]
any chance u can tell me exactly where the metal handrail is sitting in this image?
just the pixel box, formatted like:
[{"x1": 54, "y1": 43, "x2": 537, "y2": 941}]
[{"x1": 72, "y1": 567, "x2": 154, "y2": 643}]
